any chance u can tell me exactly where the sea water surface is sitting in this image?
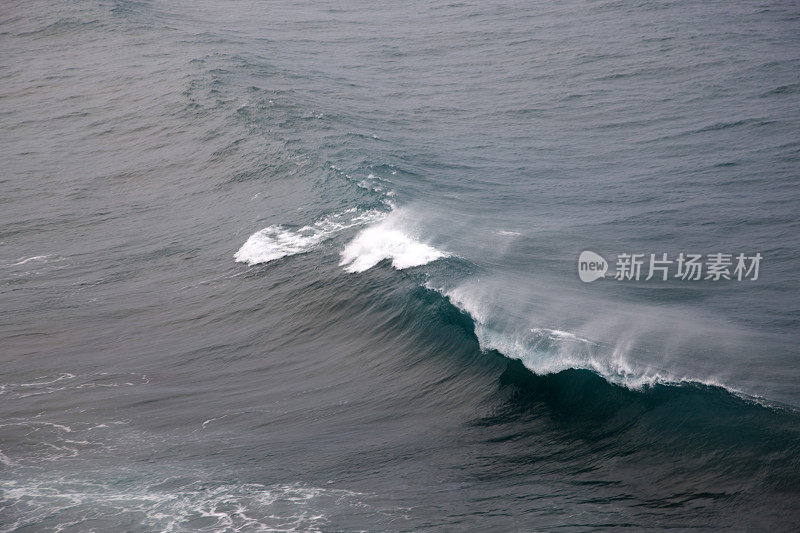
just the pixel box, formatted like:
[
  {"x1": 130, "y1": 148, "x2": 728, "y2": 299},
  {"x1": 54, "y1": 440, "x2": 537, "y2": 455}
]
[{"x1": 1, "y1": 0, "x2": 799, "y2": 531}]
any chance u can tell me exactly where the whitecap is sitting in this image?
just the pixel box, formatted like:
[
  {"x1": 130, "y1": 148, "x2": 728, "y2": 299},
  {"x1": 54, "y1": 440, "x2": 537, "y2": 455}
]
[
  {"x1": 339, "y1": 221, "x2": 447, "y2": 273},
  {"x1": 234, "y1": 208, "x2": 384, "y2": 266}
]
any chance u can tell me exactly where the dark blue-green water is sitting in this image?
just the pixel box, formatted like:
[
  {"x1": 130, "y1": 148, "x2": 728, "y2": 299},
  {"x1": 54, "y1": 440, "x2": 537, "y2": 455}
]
[{"x1": 1, "y1": 0, "x2": 799, "y2": 530}]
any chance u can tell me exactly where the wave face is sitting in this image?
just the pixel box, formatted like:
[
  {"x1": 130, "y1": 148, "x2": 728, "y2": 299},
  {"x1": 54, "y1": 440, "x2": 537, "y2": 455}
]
[{"x1": 2, "y1": 0, "x2": 799, "y2": 531}]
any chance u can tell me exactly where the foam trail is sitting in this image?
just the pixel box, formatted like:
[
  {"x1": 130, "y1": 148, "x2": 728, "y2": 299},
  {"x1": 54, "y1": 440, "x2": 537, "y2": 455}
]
[
  {"x1": 235, "y1": 208, "x2": 383, "y2": 266},
  {"x1": 235, "y1": 226, "x2": 323, "y2": 265},
  {"x1": 1, "y1": 255, "x2": 53, "y2": 269},
  {"x1": 15, "y1": 255, "x2": 50, "y2": 265},
  {"x1": 339, "y1": 218, "x2": 447, "y2": 273}
]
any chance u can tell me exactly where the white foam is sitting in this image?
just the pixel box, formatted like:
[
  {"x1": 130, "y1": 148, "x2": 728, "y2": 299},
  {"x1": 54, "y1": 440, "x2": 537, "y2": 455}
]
[
  {"x1": 339, "y1": 220, "x2": 447, "y2": 273},
  {"x1": 533, "y1": 327, "x2": 575, "y2": 339},
  {"x1": 234, "y1": 209, "x2": 384, "y2": 266},
  {"x1": 14, "y1": 255, "x2": 50, "y2": 265},
  {"x1": 234, "y1": 225, "x2": 323, "y2": 265},
  {"x1": 530, "y1": 327, "x2": 598, "y2": 345},
  {"x1": 0, "y1": 372, "x2": 147, "y2": 401},
  {"x1": 1, "y1": 255, "x2": 65, "y2": 270},
  {"x1": 0, "y1": 476, "x2": 371, "y2": 533}
]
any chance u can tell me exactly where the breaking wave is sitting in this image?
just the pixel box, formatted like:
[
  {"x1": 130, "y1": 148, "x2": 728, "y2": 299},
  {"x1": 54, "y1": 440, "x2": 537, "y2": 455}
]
[{"x1": 339, "y1": 218, "x2": 448, "y2": 273}]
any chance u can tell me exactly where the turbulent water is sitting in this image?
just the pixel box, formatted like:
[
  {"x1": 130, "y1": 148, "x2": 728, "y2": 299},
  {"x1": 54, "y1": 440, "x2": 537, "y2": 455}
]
[{"x1": 2, "y1": 0, "x2": 800, "y2": 531}]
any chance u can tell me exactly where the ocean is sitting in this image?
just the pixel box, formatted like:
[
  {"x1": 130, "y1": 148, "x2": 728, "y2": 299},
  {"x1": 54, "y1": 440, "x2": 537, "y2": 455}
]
[{"x1": 1, "y1": 0, "x2": 799, "y2": 530}]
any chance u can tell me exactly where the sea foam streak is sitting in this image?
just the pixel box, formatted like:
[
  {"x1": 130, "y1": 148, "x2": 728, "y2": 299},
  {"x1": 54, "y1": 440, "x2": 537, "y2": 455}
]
[
  {"x1": 235, "y1": 208, "x2": 383, "y2": 266},
  {"x1": 1, "y1": 474, "x2": 371, "y2": 533},
  {"x1": 339, "y1": 217, "x2": 447, "y2": 273}
]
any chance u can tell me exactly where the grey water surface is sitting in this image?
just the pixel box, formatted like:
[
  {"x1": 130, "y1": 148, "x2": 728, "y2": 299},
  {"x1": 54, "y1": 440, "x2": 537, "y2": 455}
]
[{"x1": 1, "y1": 1, "x2": 799, "y2": 531}]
